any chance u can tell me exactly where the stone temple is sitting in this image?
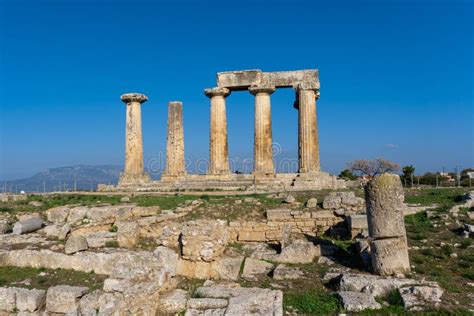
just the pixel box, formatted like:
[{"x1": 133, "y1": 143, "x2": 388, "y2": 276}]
[{"x1": 103, "y1": 69, "x2": 346, "y2": 192}]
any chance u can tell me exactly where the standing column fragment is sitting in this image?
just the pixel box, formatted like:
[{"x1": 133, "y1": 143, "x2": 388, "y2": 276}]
[
  {"x1": 162, "y1": 101, "x2": 186, "y2": 180},
  {"x1": 205, "y1": 87, "x2": 231, "y2": 175},
  {"x1": 295, "y1": 83, "x2": 320, "y2": 173},
  {"x1": 365, "y1": 173, "x2": 410, "y2": 276},
  {"x1": 119, "y1": 93, "x2": 150, "y2": 185},
  {"x1": 249, "y1": 85, "x2": 275, "y2": 176}
]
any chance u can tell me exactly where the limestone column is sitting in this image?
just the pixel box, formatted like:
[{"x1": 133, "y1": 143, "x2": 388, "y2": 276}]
[
  {"x1": 162, "y1": 101, "x2": 186, "y2": 179},
  {"x1": 249, "y1": 85, "x2": 275, "y2": 176},
  {"x1": 295, "y1": 83, "x2": 320, "y2": 173},
  {"x1": 204, "y1": 87, "x2": 231, "y2": 175},
  {"x1": 365, "y1": 173, "x2": 410, "y2": 276},
  {"x1": 119, "y1": 93, "x2": 150, "y2": 184}
]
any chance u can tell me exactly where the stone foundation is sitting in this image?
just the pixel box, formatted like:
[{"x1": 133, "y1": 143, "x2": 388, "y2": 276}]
[
  {"x1": 229, "y1": 209, "x2": 343, "y2": 242},
  {"x1": 105, "y1": 172, "x2": 346, "y2": 192}
]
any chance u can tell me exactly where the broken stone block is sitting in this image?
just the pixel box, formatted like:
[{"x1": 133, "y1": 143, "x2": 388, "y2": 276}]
[
  {"x1": 399, "y1": 285, "x2": 444, "y2": 311},
  {"x1": 277, "y1": 239, "x2": 321, "y2": 264},
  {"x1": 46, "y1": 206, "x2": 70, "y2": 223},
  {"x1": 272, "y1": 264, "x2": 304, "y2": 280},
  {"x1": 225, "y1": 288, "x2": 283, "y2": 316},
  {"x1": 212, "y1": 254, "x2": 244, "y2": 281},
  {"x1": 0, "y1": 220, "x2": 9, "y2": 234},
  {"x1": 337, "y1": 291, "x2": 382, "y2": 311},
  {"x1": 322, "y1": 195, "x2": 341, "y2": 209},
  {"x1": 242, "y1": 258, "x2": 274, "y2": 280},
  {"x1": 157, "y1": 289, "x2": 189, "y2": 314},
  {"x1": 306, "y1": 198, "x2": 318, "y2": 208},
  {"x1": 117, "y1": 221, "x2": 139, "y2": 248},
  {"x1": 79, "y1": 289, "x2": 104, "y2": 315},
  {"x1": 284, "y1": 195, "x2": 296, "y2": 204},
  {"x1": 46, "y1": 285, "x2": 88, "y2": 314},
  {"x1": 65, "y1": 235, "x2": 88, "y2": 254},
  {"x1": 266, "y1": 208, "x2": 292, "y2": 221},
  {"x1": 12, "y1": 216, "x2": 43, "y2": 235},
  {"x1": 66, "y1": 206, "x2": 89, "y2": 224},
  {"x1": 131, "y1": 206, "x2": 160, "y2": 217},
  {"x1": 180, "y1": 220, "x2": 228, "y2": 262},
  {"x1": 0, "y1": 287, "x2": 16, "y2": 311},
  {"x1": 187, "y1": 298, "x2": 228, "y2": 309},
  {"x1": 15, "y1": 288, "x2": 46, "y2": 312},
  {"x1": 43, "y1": 223, "x2": 71, "y2": 240}
]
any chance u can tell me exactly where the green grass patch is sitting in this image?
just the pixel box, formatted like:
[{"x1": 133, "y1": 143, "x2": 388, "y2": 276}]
[
  {"x1": 283, "y1": 291, "x2": 340, "y2": 314},
  {"x1": 130, "y1": 195, "x2": 195, "y2": 209},
  {"x1": 0, "y1": 266, "x2": 106, "y2": 290}
]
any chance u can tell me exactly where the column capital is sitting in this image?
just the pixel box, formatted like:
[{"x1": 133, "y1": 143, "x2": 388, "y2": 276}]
[
  {"x1": 295, "y1": 81, "x2": 320, "y2": 91},
  {"x1": 121, "y1": 93, "x2": 148, "y2": 104},
  {"x1": 249, "y1": 85, "x2": 276, "y2": 96},
  {"x1": 204, "y1": 87, "x2": 230, "y2": 98}
]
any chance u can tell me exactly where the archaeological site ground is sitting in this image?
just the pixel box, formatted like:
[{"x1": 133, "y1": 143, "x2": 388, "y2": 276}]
[{"x1": 1, "y1": 186, "x2": 473, "y2": 315}]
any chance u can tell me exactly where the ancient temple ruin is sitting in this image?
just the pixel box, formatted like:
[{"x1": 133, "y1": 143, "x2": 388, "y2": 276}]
[{"x1": 110, "y1": 69, "x2": 345, "y2": 192}]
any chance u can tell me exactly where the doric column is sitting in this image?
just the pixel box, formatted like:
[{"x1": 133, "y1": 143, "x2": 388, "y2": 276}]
[
  {"x1": 249, "y1": 85, "x2": 275, "y2": 176},
  {"x1": 205, "y1": 87, "x2": 231, "y2": 175},
  {"x1": 294, "y1": 83, "x2": 321, "y2": 173},
  {"x1": 119, "y1": 93, "x2": 150, "y2": 184},
  {"x1": 162, "y1": 101, "x2": 186, "y2": 179}
]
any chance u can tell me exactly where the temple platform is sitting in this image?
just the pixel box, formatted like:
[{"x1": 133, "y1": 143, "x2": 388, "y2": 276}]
[{"x1": 99, "y1": 172, "x2": 346, "y2": 193}]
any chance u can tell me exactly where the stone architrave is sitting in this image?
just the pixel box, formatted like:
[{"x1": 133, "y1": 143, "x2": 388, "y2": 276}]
[
  {"x1": 119, "y1": 93, "x2": 150, "y2": 185},
  {"x1": 249, "y1": 85, "x2": 275, "y2": 176},
  {"x1": 365, "y1": 173, "x2": 410, "y2": 276},
  {"x1": 162, "y1": 101, "x2": 186, "y2": 179},
  {"x1": 294, "y1": 82, "x2": 320, "y2": 173},
  {"x1": 204, "y1": 87, "x2": 231, "y2": 175}
]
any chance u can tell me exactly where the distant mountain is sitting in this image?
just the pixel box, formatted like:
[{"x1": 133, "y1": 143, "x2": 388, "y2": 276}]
[{"x1": 1, "y1": 165, "x2": 124, "y2": 193}]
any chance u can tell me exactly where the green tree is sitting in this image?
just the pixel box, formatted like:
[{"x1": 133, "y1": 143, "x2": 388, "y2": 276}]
[
  {"x1": 339, "y1": 169, "x2": 356, "y2": 180},
  {"x1": 402, "y1": 165, "x2": 416, "y2": 187}
]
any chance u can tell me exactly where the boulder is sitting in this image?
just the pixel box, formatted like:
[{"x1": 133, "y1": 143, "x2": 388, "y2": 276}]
[
  {"x1": 306, "y1": 198, "x2": 318, "y2": 208},
  {"x1": 131, "y1": 206, "x2": 160, "y2": 217},
  {"x1": 46, "y1": 285, "x2": 88, "y2": 313},
  {"x1": 337, "y1": 291, "x2": 382, "y2": 311},
  {"x1": 157, "y1": 289, "x2": 189, "y2": 314},
  {"x1": 46, "y1": 206, "x2": 70, "y2": 223},
  {"x1": 117, "y1": 221, "x2": 140, "y2": 248},
  {"x1": 65, "y1": 235, "x2": 88, "y2": 254},
  {"x1": 242, "y1": 258, "x2": 274, "y2": 280},
  {"x1": 12, "y1": 216, "x2": 43, "y2": 235},
  {"x1": 272, "y1": 264, "x2": 304, "y2": 280},
  {"x1": 43, "y1": 223, "x2": 71, "y2": 240}
]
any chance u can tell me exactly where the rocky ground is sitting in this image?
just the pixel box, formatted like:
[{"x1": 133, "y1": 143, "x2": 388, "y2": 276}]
[{"x1": 0, "y1": 188, "x2": 472, "y2": 315}]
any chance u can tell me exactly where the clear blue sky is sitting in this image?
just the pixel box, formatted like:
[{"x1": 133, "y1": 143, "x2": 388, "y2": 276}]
[{"x1": 0, "y1": 0, "x2": 472, "y2": 180}]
